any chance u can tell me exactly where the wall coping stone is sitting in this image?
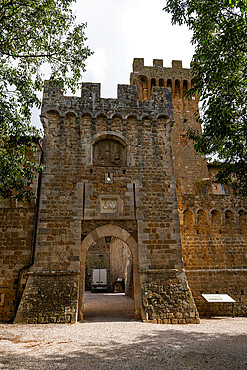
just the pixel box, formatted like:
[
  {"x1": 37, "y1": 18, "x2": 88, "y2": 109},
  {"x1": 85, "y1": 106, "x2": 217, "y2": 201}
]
[
  {"x1": 28, "y1": 271, "x2": 80, "y2": 276},
  {"x1": 186, "y1": 269, "x2": 247, "y2": 272},
  {"x1": 139, "y1": 269, "x2": 179, "y2": 274}
]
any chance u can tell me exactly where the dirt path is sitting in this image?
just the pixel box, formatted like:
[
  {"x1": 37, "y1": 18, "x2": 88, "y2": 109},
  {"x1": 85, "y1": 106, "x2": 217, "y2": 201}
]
[
  {"x1": 0, "y1": 294, "x2": 246, "y2": 369},
  {"x1": 83, "y1": 292, "x2": 135, "y2": 321}
]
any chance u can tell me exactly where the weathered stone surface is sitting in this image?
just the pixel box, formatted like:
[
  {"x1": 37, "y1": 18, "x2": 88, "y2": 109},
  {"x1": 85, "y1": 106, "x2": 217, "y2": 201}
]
[
  {"x1": 1, "y1": 59, "x2": 246, "y2": 323},
  {"x1": 131, "y1": 58, "x2": 247, "y2": 318},
  {"x1": 0, "y1": 198, "x2": 36, "y2": 322},
  {"x1": 14, "y1": 58, "x2": 198, "y2": 324},
  {"x1": 14, "y1": 272, "x2": 79, "y2": 324},
  {"x1": 140, "y1": 271, "x2": 199, "y2": 324}
]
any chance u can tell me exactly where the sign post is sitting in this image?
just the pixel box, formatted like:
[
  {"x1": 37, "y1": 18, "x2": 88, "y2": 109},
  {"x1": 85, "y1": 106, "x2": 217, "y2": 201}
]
[{"x1": 201, "y1": 294, "x2": 236, "y2": 318}]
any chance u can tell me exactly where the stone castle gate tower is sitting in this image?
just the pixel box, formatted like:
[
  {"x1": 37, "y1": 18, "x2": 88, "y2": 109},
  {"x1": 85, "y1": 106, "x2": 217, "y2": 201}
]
[{"x1": 15, "y1": 69, "x2": 199, "y2": 323}]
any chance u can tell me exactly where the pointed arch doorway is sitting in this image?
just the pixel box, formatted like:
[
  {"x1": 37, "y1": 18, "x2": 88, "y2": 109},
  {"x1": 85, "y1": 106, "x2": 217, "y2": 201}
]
[{"x1": 79, "y1": 224, "x2": 141, "y2": 321}]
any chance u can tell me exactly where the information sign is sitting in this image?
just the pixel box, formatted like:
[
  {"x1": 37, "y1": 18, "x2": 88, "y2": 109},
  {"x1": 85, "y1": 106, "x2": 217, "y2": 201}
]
[
  {"x1": 202, "y1": 294, "x2": 236, "y2": 303},
  {"x1": 201, "y1": 294, "x2": 236, "y2": 318}
]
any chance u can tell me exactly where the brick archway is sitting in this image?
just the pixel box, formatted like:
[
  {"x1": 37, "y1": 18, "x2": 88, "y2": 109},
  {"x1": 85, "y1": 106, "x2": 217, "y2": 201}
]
[{"x1": 79, "y1": 224, "x2": 141, "y2": 321}]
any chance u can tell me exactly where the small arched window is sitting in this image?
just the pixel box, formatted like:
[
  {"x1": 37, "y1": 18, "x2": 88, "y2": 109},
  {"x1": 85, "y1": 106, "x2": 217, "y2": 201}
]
[
  {"x1": 139, "y1": 75, "x2": 148, "y2": 100},
  {"x1": 211, "y1": 210, "x2": 222, "y2": 225},
  {"x1": 183, "y1": 80, "x2": 188, "y2": 89},
  {"x1": 183, "y1": 209, "x2": 194, "y2": 226},
  {"x1": 225, "y1": 210, "x2": 235, "y2": 225},
  {"x1": 167, "y1": 79, "x2": 172, "y2": 89},
  {"x1": 159, "y1": 79, "x2": 165, "y2": 87},
  {"x1": 197, "y1": 209, "x2": 209, "y2": 225},
  {"x1": 183, "y1": 80, "x2": 188, "y2": 95},
  {"x1": 151, "y1": 78, "x2": 156, "y2": 90},
  {"x1": 93, "y1": 138, "x2": 127, "y2": 167},
  {"x1": 175, "y1": 80, "x2": 180, "y2": 95}
]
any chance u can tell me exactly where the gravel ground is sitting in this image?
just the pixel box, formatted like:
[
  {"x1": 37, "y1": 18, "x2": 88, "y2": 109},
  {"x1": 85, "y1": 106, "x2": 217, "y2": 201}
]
[{"x1": 0, "y1": 293, "x2": 247, "y2": 369}]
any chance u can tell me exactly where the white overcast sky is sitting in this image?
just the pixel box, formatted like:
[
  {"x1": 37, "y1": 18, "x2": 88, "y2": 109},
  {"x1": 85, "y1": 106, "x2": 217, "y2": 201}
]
[{"x1": 33, "y1": 0, "x2": 194, "y2": 128}]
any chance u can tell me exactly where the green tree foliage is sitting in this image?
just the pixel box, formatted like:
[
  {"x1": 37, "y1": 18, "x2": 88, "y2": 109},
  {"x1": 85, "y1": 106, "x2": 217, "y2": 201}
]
[
  {"x1": 164, "y1": 0, "x2": 247, "y2": 195},
  {"x1": 0, "y1": 0, "x2": 92, "y2": 201}
]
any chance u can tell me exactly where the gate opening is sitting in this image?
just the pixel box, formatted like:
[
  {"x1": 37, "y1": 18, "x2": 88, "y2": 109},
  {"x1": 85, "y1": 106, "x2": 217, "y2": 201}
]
[
  {"x1": 83, "y1": 237, "x2": 135, "y2": 321},
  {"x1": 79, "y1": 224, "x2": 141, "y2": 321}
]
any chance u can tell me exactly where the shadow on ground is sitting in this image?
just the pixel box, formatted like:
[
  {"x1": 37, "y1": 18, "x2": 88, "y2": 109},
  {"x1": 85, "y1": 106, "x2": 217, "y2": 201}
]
[{"x1": 1, "y1": 327, "x2": 247, "y2": 369}]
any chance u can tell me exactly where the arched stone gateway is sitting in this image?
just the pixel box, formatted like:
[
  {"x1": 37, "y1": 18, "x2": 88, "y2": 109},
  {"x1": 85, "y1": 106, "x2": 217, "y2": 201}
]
[
  {"x1": 79, "y1": 224, "x2": 199, "y2": 324},
  {"x1": 2, "y1": 59, "x2": 246, "y2": 324},
  {"x1": 14, "y1": 69, "x2": 199, "y2": 325},
  {"x1": 79, "y1": 225, "x2": 141, "y2": 321}
]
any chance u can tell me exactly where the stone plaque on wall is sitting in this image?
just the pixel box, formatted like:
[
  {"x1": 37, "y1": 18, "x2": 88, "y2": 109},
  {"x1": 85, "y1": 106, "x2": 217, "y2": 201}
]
[
  {"x1": 100, "y1": 198, "x2": 118, "y2": 214},
  {"x1": 93, "y1": 139, "x2": 126, "y2": 167}
]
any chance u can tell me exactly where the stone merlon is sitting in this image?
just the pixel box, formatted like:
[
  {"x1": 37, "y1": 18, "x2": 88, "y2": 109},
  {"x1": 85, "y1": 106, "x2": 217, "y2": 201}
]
[
  {"x1": 42, "y1": 81, "x2": 174, "y2": 122},
  {"x1": 131, "y1": 58, "x2": 191, "y2": 82}
]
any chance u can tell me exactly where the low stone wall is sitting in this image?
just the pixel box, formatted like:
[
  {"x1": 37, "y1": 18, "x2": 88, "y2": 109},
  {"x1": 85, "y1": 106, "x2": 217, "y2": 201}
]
[
  {"x1": 179, "y1": 193, "x2": 247, "y2": 317},
  {"x1": 14, "y1": 271, "x2": 79, "y2": 324},
  {"x1": 186, "y1": 270, "x2": 247, "y2": 317},
  {"x1": 140, "y1": 270, "x2": 199, "y2": 324}
]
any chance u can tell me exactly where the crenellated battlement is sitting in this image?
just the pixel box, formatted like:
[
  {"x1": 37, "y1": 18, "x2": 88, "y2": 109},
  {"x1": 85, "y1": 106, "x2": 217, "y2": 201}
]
[
  {"x1": 81, "y1": 82, "x2": 101, "y2": 100},
  {"x1": 132, "y1": 58, "x2": 188, "y2": 75},
  {"x1": 43, "y1": 80, "x2": 64, "y2": 99},
  {"x1": 42, "y1": 81, "x2": 174, "y2": 122},
  {"x1": 131, "y1": 58, "x2": 192, "y2": 101},
  {"x1": 80, "y1": 83, "x2": 138, "y2": 102},
  {"x1": 117, "y1": 84, "x2": 137, "y2": 101}
]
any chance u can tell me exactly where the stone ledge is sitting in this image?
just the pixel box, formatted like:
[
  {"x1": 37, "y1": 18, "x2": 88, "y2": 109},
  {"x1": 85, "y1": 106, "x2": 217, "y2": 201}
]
[
  {"x1": 186, "y1": 269, "x2": 247, "y2": 272},
  {"x1": 143, "y1": 318, "x2": 200, "y2": 324},
  {"x1": 139, "y1": 269, "x2": 179, "y2": 274},
  {"x1": 28, "y1": 271, "x2": 80, "y2": 276}
]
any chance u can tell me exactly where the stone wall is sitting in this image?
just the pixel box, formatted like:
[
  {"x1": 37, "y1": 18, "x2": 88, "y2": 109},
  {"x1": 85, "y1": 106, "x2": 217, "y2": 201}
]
[
  {"x1": 109, "y1": 237, "x2": 130, "y2": 286},
  {"x1": 15, "y1": 272, "x2": 79, "y2": 324},
  {"x1": 2, "y1": 58, "x2": 246, "y2": 323},
  {"x1": 140, "y1": 270, "x2": 199, "y2": 324},
  {"x1": 14, "y1": 78, "x2": 198, "y2": 324},
  {"x1": 0, "y1": 198, "x2": 35, "y2": 321},
  {"x1": 130, "y1": 58, "x2": 209, "y2": 194},
  {"x1": 131, "y1": 58, "x2": 247, "y2": 318},
  {"x1": 179, "y1": 191, "x2": 247, "y2": 316},
  {"x1": 186, "y1": 271, "x2": 247, "y2": 317}
]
